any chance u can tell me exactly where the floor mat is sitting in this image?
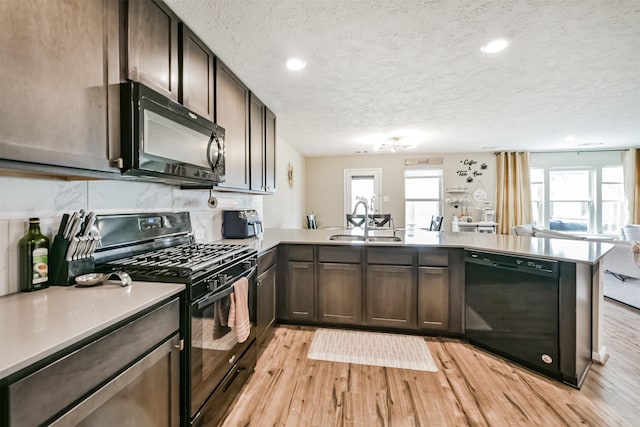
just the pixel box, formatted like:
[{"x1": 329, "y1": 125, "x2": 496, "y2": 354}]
[{"x1": 307, "y1": 328, "x2": 438, "y2": 372}]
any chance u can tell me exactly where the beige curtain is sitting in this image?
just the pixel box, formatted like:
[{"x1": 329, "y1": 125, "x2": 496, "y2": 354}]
[
  {"x1": 496, "y1": 152, "x2": 532, "y2": 234},
  {"x1": 634, "y1": 148, "x2": 640, "y2": 224}
]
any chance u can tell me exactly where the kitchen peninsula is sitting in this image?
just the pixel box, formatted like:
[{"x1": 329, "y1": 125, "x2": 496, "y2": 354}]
[{"x1": 228, "y1": 228, "x2": 613, "y2": 388}]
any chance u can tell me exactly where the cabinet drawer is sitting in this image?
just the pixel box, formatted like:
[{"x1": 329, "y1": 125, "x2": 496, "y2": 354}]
[
  {"x1": 287, "y1": 245, "x2": 314, "y2": 262},
  {"x1": 318, "y1": 245, "x2": 362, "y2": 263},
  {"x1": 418, "y1": 248, "x2": 449, "y2": 266},
  {"x1": 367, "y1": 247, "x2": 413, "y2": 265},
  {"x1": 258, "y1": 247, "x2": 278, "y2": 275},
  {"x1": 9, "y1": 298, "x2": 179, "y2": 427}
]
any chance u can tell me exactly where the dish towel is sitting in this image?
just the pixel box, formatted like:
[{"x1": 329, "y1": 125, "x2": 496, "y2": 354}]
[{"x1": 228, "y1": 277, "x2": 251, "y2": 343}]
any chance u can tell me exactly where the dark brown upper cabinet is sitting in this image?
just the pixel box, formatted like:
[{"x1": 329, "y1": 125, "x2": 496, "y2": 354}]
[
  {"x1": 215, "y1": 61, "x2": 250, "y2": 190},
  {"x1": 249, "y1": 96, "x2": 277, "y2": 193},
  {"x1": 179, "y1": 24, "x2": 214, "y2": 121},
  {"x1": 249, "y1": 95, "x2": 266, "y2": 191},
  {"x1": 265, "y1": 108, "x2": 277, "y2": 193},
  {"x1": 0, "y1": 0, "x2": 120, "y2": 174},
  {"x1": 124, "y1": 0, "x2": 179, "y2": 101}
]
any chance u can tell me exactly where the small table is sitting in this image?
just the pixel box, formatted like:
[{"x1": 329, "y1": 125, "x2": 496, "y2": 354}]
[{"x1": 455, "y1": 221, "x2": 498, "y2": 233}]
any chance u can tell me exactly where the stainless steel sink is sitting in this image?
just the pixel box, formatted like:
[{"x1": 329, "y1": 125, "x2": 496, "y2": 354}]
[
  {"x1": 365, "y1": 235, "x2": 403, "y2": 242},
  {"x1": 327, "y1": 234, "x2": 366, "y2": 242},
  {"x1": 327, "y1": 234, "x2": 402, "y2": 243}
]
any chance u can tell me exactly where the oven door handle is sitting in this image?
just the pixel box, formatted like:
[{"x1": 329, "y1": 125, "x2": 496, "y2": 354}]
[
  {"x1": 194, "y1": 266, "x2": 257, "y2": 310},
  {"x1": 227, "y1": 265, "x2": 257, "y2": 284},
  {"x1": 195, "y1": 285, "x2": 235, "y2": 310}
]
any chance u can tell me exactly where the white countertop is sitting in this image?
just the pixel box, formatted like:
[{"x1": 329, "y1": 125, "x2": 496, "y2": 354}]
[
  {"x1": 0, "y1": 281, "x2": 184, "y2": 379},
  {"x1": 222, "y1": 228, "x2": 614, "y2": 264}
]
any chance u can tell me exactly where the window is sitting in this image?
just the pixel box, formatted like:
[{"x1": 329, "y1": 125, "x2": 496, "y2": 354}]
[
  {"x1": 530, "y1": 167, "x2": 544, "y2": 227},
  {"x1": 530, "y1": 164, "x2": 625, "y2": 235},
  {"x1": 404, "y1": 169, "x2": 442, "y2": 227},
  {"x1": 344, "y1": 169, "x2": 381, "y2": 218},
  {"x1": 549, "y1": 169, "x2": 593, "y2": 231},
  {"x1": 601, "y1": 166, "x2": 625, "y2": 234}
]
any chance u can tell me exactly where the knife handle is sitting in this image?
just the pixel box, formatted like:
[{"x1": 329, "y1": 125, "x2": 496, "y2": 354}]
[
  {"x1": 66, "y1": 238, "x2": 79, "y2": 262},
  {"x1": 57, "y1": 214, "x2": 70, "y2": 239}
]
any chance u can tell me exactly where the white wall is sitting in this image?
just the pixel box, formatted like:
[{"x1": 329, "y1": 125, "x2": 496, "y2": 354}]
[
  {"x1": 0, "y1": 176, "x2": 262, "y2": 296},
  {"x1": 305, "y1": 152, "x2": 497, "y2": 229},
  {"x1": 263, "y1": 138, "x2": 306, "y2": 228}
]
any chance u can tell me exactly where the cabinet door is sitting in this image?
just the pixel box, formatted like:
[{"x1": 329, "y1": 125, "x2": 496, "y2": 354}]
[
  {"x1": 249, "y1": 94, "x2": 265, "y2": 191},
  {"x1": 0, "y1": 0, "x2": 120, "y2": 173},
  {"x1": 180, "y1": 24, "x2": 214, "y2": 121},
  {"x1": 126, "y1": 0, "x2": 179, "y2": 100},
  {"x1": 418, "y1": 267, "x2": 449, "y2": 330},
  {"x1": 257, "y1": 264, "x2": 276, "y2": 340},
  {"x1": 366, "y1": 265, "x2": 416, "y2": 329},
  {"x1": 286, "y1": 261, "x2": 314, "y2": 321},
  {"x1": 49, "y1": 335, "x2": 180, "y2": 427},
  {"x1": 216, "y1": 62, "x2": 250, "y2": 189},
  {"x1": 318, "y1": 263, "x2": 362, "y2": 325},
  {"x1": 265, "y1": 108, "x2": 277, "y2": 193}
]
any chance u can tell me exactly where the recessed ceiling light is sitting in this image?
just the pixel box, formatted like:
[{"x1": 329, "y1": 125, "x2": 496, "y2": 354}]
[
  {"x1": 480, "y1": 39, "x2": 510, "y2": 54},
  {"x1": 481, "y1": 146, "x2": 498, "y2": 150},
  {"x1": 564, "y1": 136, "x2": 577, "y2": 142},
  {"x1": 286, "y1": 58, "x2": 306, "y2": 71}
]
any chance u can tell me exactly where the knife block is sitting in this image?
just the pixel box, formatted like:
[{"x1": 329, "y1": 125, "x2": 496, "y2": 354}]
[{"x1": 50, "y1": 235, "x2": 95, "y2": 286}]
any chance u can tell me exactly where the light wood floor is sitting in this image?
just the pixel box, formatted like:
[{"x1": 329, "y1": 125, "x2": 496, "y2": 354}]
[{"x1": 222, "y1": 300, "x2": 639, "y2": 426}]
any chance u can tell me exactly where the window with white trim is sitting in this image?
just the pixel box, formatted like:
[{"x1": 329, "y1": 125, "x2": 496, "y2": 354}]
[
  {"x1": 601, "y1": 166, "x2": 625, "y2": 234},
  {"x1": 344, "y1": 168, "x2": 382, "y2": 219},
  {"x1": 404, "y1": 169, "x2": 443, "y2": 228},
  {"x1": 549, "y1": 169, "x2": 594, "y2": 231},
  {"x1": 530, "y1": 167, "x2": 544, "y2": 227},
  {"x1": 530, "y1": 165, "x2": 625, "y2": 235}
]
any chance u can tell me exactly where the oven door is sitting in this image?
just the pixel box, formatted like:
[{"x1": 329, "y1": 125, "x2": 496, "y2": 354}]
[{"x1": 189, "y1": 271, "x2": 256, "y2": 418}]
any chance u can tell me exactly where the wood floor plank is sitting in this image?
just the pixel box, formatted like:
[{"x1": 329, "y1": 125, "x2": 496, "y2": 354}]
[{"x1": 222, "y1": 301, "x2": 639, "y2": 426}]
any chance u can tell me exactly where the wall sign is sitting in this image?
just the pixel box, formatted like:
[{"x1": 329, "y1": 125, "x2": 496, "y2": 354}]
[{"x1": 457, "y1": 159, "x2": 487, "y2": 183}]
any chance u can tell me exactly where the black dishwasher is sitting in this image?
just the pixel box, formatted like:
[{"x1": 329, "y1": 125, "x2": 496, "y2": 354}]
[{"x1": 465, "y1": 250, "x2": 561, "y2": 378}]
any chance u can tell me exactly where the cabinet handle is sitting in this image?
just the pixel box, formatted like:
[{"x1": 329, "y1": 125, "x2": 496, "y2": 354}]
[{"x1": 173, "y1": 339, "x2": 184, "y2": 351}]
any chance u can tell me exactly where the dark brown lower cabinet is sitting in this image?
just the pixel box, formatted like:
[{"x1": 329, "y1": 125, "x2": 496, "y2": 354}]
[
  {"x1": 318, "y1": 263, "x2": 362, "y2": 325},
  {"x1": 7, "y1": 299, "x2": 180, "y2": 426},
  {"x1": 256, "y1": 263, "x2": 277, "y2": 358},
  {"x1": 366, "y1": 265, "x2": 416, "y2": 329},
  {"x1": 418, "y1": 267, "x2": 449, "y2": 330},
  {"x1": 285, "y1": 261, "x2": 315, "y2": 321}
]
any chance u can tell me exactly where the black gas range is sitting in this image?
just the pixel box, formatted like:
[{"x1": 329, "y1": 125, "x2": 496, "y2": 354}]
[{"x1": 93, "y1": 212, "x2": 257, "y2": 427}]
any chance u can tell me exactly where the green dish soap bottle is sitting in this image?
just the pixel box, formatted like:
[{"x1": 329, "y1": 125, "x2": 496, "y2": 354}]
[{"x1": 19, "y1": 218, "x2": 50, "y2": 292}]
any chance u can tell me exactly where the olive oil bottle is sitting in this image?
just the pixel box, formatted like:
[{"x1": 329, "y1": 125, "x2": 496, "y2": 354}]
[{"x1": 19, "y1": 218, "x2": 50, "y2": 292}]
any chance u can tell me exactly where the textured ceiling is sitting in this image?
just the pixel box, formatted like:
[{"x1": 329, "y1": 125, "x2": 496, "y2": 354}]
[{"x1": 164, "y1": 0, "x2": 640, "y2": 156}]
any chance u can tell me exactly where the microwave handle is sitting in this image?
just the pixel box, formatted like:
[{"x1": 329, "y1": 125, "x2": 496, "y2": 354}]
[{"x1": 207, "y1": 133, "x2": 222, "y2": 170}]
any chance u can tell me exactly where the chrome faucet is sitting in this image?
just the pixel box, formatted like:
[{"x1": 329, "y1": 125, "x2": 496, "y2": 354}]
[{"x1": 352, "y1": 201, "x2": 369, "y2": 238}]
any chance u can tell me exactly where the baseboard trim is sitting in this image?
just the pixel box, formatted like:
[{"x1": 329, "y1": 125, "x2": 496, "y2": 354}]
[{"x1": 592, "y1": 346, "x2": 609, "y2": 365}]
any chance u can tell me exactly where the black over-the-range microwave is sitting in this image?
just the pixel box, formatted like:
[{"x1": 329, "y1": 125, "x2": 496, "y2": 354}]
[{"x1": 120, "y1": 81, "x2": 225, "y2": 186}]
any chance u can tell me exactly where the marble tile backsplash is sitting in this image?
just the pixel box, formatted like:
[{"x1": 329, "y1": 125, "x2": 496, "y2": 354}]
[{"x1": 0, "y1": 176, "x2": 262, "y2": 296}]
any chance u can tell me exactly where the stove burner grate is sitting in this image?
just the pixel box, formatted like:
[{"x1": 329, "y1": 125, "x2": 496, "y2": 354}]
[{"x1": 102, "y1": 243, "x2": 253, "y2": 277}]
